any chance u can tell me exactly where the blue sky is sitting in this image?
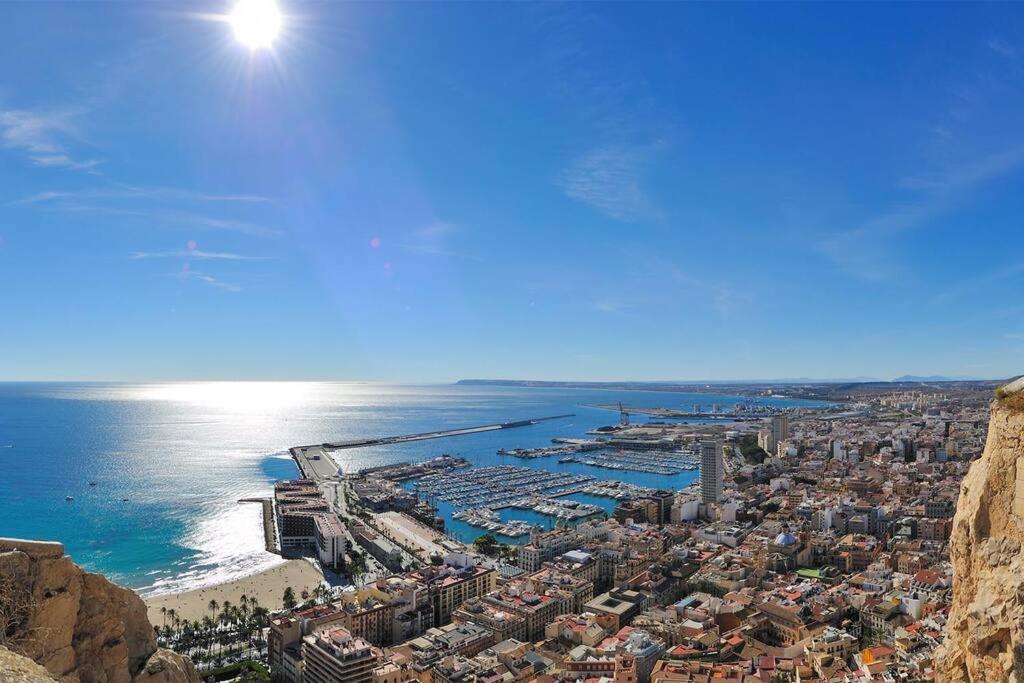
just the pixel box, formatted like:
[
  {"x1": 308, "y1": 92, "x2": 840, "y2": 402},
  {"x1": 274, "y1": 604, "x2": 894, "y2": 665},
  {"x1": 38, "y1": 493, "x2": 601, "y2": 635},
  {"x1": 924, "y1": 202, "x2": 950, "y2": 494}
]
[{"x1": 1, "y1": 2, "x2": 1023, "y2": 382}]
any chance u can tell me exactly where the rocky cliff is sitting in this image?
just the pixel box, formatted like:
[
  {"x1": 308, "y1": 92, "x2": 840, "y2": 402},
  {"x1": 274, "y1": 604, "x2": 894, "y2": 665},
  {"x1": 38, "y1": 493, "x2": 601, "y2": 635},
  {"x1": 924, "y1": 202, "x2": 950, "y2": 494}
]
[
  {"x1": 937, "y1": 376, "x2": 1024, "y2": 682},
  {"x1": 0, "y1": 646, "x2": 57, "y2": 682},
  {"x1": 0, "y1": 538, "x2": 198, "y2": 683}
]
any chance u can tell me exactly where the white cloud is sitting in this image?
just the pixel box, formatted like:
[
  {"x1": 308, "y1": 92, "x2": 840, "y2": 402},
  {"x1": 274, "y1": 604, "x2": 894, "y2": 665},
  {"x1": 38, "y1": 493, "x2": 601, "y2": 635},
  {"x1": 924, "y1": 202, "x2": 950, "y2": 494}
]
[
  {"x1": 0, "y1": 108, "x2": 100, "y2": 171},
  {"x1": 414, "y1": 220, "x2": 456, "y2": 238},
  {"x1": 169, "y1": 212, "x2": 281, "y2": 237},
  {"x1": 397, "y1": 220, "x2": 479, "y2": 259},
  {"x1": 559, "y1": 144, "x2": 662, "y2": 223},
  {"x1": 930, "y1": 260, "x2": 1024, "y2": 306},
  {"x1": 10, "y1": 186, "x2": 270, "y2": 206},
  {"x1": 9, "y1": 186, "x2": 280, "y2": 237},
  {"x1": 897, "y1": 147, "x2": 1024, "y2": 191},
  {"x1": 30, "y1": 154, "x2": 101, "y2": 171},
  {"x1": 988, "y1": 37, "x2": 1017, "y2": 59},
  {"x1": 181, "y1": 269, "x2": 241, "y2": 292},
  {"x1": 131, "y1": 249, "x2": 268, "y2": 261},
  {"x1": 818, "y1": 147, "x2": 1024, "y2": 281}
]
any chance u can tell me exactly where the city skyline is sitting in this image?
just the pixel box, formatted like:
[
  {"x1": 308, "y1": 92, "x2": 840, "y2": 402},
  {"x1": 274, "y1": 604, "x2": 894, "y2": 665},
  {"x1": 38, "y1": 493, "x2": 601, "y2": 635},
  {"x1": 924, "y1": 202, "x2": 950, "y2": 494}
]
[{"x1": 2, "y1": 2, "x2": 1024, "y2": 382}]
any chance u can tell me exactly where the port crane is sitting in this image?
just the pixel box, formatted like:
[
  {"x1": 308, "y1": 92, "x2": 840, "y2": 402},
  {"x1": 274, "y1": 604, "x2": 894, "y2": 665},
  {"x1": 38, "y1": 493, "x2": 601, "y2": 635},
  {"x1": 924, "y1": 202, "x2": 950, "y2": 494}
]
[{"x1": 619, "y1": 402, "x2": 630, "y2": 426}]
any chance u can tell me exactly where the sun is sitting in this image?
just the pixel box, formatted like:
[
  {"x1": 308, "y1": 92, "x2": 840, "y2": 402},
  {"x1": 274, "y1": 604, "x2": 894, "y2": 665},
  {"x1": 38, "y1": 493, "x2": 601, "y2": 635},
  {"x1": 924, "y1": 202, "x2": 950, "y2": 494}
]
[{"x1": 229, "y1": 0, "x2": 283, "y2": 49}]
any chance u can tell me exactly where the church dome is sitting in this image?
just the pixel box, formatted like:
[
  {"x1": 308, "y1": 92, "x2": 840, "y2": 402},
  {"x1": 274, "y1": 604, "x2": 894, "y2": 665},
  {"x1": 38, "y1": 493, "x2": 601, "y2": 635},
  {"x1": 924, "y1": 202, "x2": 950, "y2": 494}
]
[{"x1": 774, "y1": 532, "x2": 798, "y2": 546}]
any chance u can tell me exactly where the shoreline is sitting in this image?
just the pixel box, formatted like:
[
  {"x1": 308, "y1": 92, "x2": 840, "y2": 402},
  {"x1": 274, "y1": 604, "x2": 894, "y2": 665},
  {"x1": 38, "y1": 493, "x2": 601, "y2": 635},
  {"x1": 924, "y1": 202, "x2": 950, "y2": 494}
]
[{"x1": 144, "y1": 558, "x2": 324, "y2": 625}]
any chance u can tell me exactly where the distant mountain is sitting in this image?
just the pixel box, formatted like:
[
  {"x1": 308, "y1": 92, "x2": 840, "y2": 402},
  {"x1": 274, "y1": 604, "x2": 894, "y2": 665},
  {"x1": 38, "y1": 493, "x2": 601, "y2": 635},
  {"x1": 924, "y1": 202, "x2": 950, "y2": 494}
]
[
  {"x1": 891, "y1": 375, "x2": 986, "y2": 382},
  {"x1": 456, "y1": 378, "x2": 885, "y2": 388},
  {"x1": 457, "y1": 376, "x2": 1003, "y2": 391}
]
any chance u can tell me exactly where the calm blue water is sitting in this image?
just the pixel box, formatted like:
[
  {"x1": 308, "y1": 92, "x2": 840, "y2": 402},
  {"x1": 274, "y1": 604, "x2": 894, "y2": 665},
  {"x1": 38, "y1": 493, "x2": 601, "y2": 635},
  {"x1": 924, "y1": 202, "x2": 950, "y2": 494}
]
[{"x1": 0, "y1": 382, "x2": 824, "y2": 594}]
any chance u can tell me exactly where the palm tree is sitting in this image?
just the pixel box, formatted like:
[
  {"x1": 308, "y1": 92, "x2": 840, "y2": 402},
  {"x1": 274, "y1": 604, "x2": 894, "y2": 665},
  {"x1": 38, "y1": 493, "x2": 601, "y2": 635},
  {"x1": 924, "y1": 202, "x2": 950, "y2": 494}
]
[
  {"x1": 250, "y1": 605, "x2": 270, "y2": 657},
  {"x1": 166, "y1": 609, "x2": 177, "y2": 643},
  {"x1": 160, "y1": 605, "x2": 167, "y2": 629},
  {"x1": 180, "y1": 620, "x2": 194, "y2": 656},
  {"x1": 194, "y1": 619, "x2": 202, "y2": 654},
  {"x1": 201, "y1": 615, "x2": 215, "y2": 659},
  {"x1": 208, "y1": 598, "x2": 219, "y2": 624}
]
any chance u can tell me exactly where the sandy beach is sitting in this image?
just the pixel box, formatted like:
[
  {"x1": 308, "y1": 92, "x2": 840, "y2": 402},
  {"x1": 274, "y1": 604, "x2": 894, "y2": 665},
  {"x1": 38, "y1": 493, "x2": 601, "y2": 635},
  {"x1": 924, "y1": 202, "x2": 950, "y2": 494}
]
[{"x1": 144, "y1": 559, "x2": 325, "y2": 625}]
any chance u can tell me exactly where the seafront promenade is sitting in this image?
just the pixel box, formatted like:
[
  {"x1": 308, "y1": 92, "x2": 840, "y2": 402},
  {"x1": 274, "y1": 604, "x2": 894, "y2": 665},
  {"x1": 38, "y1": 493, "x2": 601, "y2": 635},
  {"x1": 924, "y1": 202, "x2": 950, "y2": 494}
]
[{"x1": 144, "y1": 559, "x2": 323, "y2": 625}]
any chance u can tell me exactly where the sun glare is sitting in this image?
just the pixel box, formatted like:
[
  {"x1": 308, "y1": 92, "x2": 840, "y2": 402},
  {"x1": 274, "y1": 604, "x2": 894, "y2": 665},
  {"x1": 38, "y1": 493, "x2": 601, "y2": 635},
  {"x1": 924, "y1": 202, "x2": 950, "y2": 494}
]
[{"x1": 229, "y1": 0, "x2": 282, "y2": 49}]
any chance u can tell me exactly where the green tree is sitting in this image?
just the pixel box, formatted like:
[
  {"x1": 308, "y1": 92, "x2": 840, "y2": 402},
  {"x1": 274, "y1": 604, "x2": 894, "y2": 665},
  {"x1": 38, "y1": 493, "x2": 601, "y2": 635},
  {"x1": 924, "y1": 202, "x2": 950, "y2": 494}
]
[
  {"x1": 282, "y1": 586, "x2": 296, "y2": 609},
  {"x1": 473, "y1": 533, "x2": 499, "y2": 556},
  {"x1": 347, "y1": 551, "x2": 368, "y2": 583}
]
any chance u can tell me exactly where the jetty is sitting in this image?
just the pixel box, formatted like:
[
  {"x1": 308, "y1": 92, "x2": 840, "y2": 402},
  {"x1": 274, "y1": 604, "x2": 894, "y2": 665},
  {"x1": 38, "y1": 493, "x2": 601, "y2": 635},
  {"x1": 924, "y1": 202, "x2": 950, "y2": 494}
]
[{"x1": 294, "y1": 414, "x2": 574, "y2": 454}]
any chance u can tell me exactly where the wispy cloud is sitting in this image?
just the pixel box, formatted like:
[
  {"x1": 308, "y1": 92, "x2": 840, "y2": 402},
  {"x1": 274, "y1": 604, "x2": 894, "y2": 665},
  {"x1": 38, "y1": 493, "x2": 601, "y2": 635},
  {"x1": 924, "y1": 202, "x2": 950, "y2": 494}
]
[
  {"x1": 668, "y1": 266, "x2": 752, "y2": 319},
  {"x1": 169, "y1": 212, "x2": 281, "y2": 237},
  {"x1": 0, "y1": 108, "x2": 100, "y2": 172},
  {"x1": 414, "y1": 220, "x2": 455, "y2": 238},
  {"x1": 559, "y1": 144, "x2": 663, "y2": 223},
  {"x1": 930, "y1": 260, "x2": 1024, "y2": 306},
  {"x1": 397, "y1": 243, "x2": 476, "y2": 259},
  {"x1": 9, "y1": 186, "x2": 270, "y2": 206},
  {"x1": 180, "y1": 269, "x2": 242, "y2": 293},
  {"x1": 896, "y1": 147, "x2": 1024, "y2": 191},
  {"x1": 30, "y1": 154, "x2": 101, "y2": 171},
  {"x1": 396, "y1": 220, "x2": 479, "y2": 259},
  {"x1": 9, "y1": 184, "x2": 279, "y2": 236},
  {"x1": 131, "y1": 249, "x2": 269, "y2": 261},
  {"x1": 18, "y1": 199, "x2": 280, "y2": 237},
  {"x1": 988, "y1": 37, "x2": 1017, "y2": 59},
  {"x1": 592, "y1": 299, "x2": 629, "y2": 314},
  {"x1": 817, "y1": 147, "x2": 1024, "y2": 280},
  {"x1": 587, "y1": 256, "x2": 750, "y2": 320}
]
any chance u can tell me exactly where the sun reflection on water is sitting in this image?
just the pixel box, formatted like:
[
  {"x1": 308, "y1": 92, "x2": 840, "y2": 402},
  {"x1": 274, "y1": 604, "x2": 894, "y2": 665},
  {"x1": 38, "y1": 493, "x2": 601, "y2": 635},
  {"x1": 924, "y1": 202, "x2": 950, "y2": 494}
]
[{"x1": 134, "y1": 381, "x2": 322, "y2": 413}]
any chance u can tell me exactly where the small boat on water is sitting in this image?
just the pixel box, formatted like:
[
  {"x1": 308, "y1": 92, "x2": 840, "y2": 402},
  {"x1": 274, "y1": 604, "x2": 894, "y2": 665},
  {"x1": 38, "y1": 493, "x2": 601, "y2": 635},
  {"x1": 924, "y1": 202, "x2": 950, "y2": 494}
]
[
  {"x1": 121, "y1": 498, "x2": 129, "y2": 502},
  {"x1": 89, "y1": 481, "x2": 98, "y2": 487},
  {"x1": 65, "y1": 496, "x2": 74, "y2": 502}
]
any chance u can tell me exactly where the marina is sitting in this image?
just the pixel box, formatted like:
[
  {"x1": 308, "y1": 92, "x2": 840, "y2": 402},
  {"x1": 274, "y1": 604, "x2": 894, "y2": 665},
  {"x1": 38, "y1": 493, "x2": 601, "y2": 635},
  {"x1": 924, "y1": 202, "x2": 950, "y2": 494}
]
[
  {"x1": 451, "y1": 494, "x2": 604, "y2": 537},
  {"x1": 451, "y1": 509, "x2": 537, "y2": 537},
  {"x1": 577, "y1": 479, "x2": 657, "y2": 500},
  {"x1": 496, "y1": 436, "x2": 703, "y2": 475},
  {"x1": 497, "y1": 441, "x2": 602, "y2": 459},
  {"x1": 411, "y1": 465, "x2": 596, "y2": 508},
  {"x1": 506, "y1": 495, "x2": 603, "y2": 520},
  {"x1": 557, "y1": 448, "x2": 699, "y2": 475}
]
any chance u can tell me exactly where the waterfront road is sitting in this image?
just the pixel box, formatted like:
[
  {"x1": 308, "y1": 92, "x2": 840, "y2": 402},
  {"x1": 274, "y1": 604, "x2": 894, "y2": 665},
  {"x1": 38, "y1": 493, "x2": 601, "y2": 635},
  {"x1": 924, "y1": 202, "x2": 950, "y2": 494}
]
[{"x1": 292, "y1": 445, "x2": 341, "y2": 481}]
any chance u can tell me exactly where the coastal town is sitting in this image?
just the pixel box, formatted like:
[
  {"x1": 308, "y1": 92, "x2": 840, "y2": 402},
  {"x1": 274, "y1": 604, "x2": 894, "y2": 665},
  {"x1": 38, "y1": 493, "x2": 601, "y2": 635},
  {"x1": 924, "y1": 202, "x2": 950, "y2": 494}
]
[{"x1": 145, "y1": 380, "x2": 1000, "y2": 682}]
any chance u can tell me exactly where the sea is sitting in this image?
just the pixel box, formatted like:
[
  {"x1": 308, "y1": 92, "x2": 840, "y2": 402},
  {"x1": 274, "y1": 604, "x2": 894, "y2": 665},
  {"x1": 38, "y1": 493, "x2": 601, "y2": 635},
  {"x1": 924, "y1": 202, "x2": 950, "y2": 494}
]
[{"x1": 0, "y1": 381, "x2": 824, "y2": 596}]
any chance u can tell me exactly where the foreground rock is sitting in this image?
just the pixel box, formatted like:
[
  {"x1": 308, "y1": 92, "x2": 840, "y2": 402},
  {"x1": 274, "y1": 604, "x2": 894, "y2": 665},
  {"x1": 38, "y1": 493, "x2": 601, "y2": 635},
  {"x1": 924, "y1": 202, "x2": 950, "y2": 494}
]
[
  {"x1": 937, "y1": 376, "x2": 1024, "y2": 682},
  {"x1": 0, "y1": 538, "x2": 198, "y2": 683},
  {"x1": 0, "y1": 646, "x2": 57, "y2": 682}
]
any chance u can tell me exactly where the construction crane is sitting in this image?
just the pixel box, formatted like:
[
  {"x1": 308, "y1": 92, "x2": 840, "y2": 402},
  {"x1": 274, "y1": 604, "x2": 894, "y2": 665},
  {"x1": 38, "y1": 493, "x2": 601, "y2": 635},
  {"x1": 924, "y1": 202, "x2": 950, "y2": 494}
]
[{"x1": 619, "y1": 402, "x2": 630, "y2": 426}]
